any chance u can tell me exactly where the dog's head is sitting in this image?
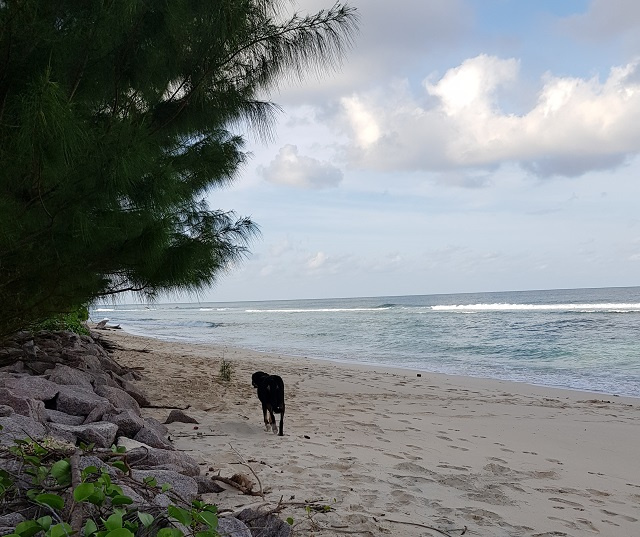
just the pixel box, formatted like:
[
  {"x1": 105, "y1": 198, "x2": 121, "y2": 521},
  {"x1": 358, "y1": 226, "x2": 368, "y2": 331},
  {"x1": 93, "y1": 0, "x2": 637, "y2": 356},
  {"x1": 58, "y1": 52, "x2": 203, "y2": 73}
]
[{"x1": 252, "y1": 371, "x2": 269, "y2": 388}]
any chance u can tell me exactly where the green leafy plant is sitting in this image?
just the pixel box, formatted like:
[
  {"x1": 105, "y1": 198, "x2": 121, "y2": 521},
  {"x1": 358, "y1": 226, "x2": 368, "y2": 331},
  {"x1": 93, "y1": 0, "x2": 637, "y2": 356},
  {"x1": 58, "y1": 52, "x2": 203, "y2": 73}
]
[
  {"x1": 1, "y1": 433, "x2": 221, "y2": 537},
  {"x1": 218, "y1": 356, "x2": 233, "y2": 382},
  {"x1": 31, "y1": 305, "x2": 90, "y2": 336}
]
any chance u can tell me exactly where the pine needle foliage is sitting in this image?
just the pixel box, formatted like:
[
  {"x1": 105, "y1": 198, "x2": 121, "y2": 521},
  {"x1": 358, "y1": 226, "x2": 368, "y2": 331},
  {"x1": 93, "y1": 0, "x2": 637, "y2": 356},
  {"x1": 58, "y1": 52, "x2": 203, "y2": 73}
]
[{"x1": 0, "y1": 1, "x2": 358, "y2": 337}]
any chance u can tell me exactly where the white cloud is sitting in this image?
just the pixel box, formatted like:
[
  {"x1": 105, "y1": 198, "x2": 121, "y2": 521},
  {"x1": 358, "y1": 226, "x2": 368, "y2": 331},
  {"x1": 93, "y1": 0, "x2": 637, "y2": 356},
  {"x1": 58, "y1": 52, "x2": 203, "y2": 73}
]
[
  {"x1": 340, "y1": 95, "x2": 381, "y2": 148},
  {"x1": 259, "y1": 144, "x2": 343, "y2": 189},
  {"x1": 336, "y1": 55, "x2": 640, "y2": 179},
  {"x1": 306, "y1": 251, "x2": 328, "y2": 270}
]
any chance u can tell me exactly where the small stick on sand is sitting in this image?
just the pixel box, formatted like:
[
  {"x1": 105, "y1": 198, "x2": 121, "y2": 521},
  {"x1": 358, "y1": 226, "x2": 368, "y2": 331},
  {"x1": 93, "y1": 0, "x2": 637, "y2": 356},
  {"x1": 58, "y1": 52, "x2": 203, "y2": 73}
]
[
  {"x1": 386, "y1": 518, "x2": 467, "y2": 536},
  {"x1": 230, "y1": 443, "x2": 265, "y2": 499}
]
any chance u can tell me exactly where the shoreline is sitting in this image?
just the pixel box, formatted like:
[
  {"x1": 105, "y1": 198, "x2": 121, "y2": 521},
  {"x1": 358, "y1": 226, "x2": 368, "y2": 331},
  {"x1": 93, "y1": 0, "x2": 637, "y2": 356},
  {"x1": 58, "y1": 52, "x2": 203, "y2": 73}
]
[
  {"x1": 101, "y1": 328, "x2": 640, "y2": 537},
  {"x1": 112, "y1": 325, "x2": 640, "y2": 402}
]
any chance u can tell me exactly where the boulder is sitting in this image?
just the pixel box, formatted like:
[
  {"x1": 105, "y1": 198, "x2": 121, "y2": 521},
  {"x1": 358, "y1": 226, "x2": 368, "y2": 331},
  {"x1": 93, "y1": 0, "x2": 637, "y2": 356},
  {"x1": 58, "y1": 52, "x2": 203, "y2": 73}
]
[
  {"x1": 194, "y1": 475, "x2": 225, "y2": 493},
  {"x1": 117, "y1": 438, "x2": 199, "y2": 476},
  {"x1": 121, "y1": 380, "x2": 151, "y2": 407},
  {"x1": 45, "y1": 409, "x2": 85, "y2": 426},
  {"x1": 0, "y1": 414, "x2": 46, "y2": 446},
  {"x1": 55, "y1": 385, "x2": 109, "y2": 416},
  {"x1": 144, "y1": 416, "x2": 169, "y2": 435},
  {"x1": 2, "y1": 376, "x2": 61, "y2": 400},
  {"x1": 117, "y1": 484, "x2": 147, "y2": 506},
  {"x1": 21, "y1": 340, "x2": 39, "y2": 359},
  {"x1": 0, "y1": 360, "x2": 25, "y2": 374},
  {"x1": 0, "y1": 389, "x2": 47, "y2": 422},
  {"x1": 83, "y1": 402, "x2": 116, "y2": 424},
  {"x1": 24, "y1": 361, "x2": 56, "y2": 375},
  {"x1": 104, "y1": 408, "x2": 145, "y2": 438},
  {"x1": 121, "y1": 370, "x2": 143, "y2": 381},
  {"x1": 0, "y1": 405, "x2": 13, "y2": 417},
  {"x1": 0, "y1": 513, "x2": 26, "y2": 537},
  {"x1": 134, "y1": 425, "x2": 174, "y2": 450},
  {"x1": 78, "y1": 455, "x2": 118, "y2": 477},
  {"x1": 94, "y1": 385, "x2": 141, "y2": 414},
  {"x1": 217, "y1": 517, "x2": 252, "y2": 537},
  {"x1": 237, "y1": 509, "x2": 293, "y2": 537},
  {"x1": 47, "y1": 363, "x2": 93, "y2": 388},
  {"x1": 131, "y1": 469, "x2": 198, "y2": 503},
  {"x1": 48, "y1": 421, "x2": 118, "y2": 448},
  {"x1": 95, "y1": 354, "x2": 127, "y2": 376},
  {"x1": 165, "y1": 409, "x2": 198, "y2": 424}
]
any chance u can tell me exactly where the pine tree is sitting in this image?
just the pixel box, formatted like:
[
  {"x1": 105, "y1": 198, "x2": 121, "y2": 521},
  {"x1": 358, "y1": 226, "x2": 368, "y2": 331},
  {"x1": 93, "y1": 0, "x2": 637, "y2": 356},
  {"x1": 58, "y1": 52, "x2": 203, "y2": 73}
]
[{"x1": 0, "y1": 1, "x2": 358, "y2": 337}]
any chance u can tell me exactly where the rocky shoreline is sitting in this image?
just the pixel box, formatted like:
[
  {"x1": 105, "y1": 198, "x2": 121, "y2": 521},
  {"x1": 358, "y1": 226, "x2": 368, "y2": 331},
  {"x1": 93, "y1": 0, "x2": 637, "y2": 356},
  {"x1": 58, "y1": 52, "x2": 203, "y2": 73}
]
[{"x1": 0, "y1": 329, "x2": 290, "y2": 537}]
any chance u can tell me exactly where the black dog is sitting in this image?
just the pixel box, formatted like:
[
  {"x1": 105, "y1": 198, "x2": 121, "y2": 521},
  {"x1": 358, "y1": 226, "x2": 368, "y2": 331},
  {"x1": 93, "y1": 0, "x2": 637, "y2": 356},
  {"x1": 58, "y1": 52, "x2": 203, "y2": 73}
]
[{"x1": 252, "y1": 371, "x2": 285, "y2": 436}]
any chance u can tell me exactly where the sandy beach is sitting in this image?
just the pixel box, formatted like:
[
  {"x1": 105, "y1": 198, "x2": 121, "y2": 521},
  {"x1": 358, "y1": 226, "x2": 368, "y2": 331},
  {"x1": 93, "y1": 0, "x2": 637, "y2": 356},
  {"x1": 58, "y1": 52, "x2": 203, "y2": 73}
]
[{"x1": 101, "y1": 329, "x2": 640, "y2": 537}]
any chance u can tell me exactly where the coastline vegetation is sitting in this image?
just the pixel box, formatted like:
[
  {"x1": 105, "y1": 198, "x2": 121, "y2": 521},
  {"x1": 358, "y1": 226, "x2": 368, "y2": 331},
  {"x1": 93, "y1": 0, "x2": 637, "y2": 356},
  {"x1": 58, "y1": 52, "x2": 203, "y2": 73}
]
[{"x1": 0, "y1": 0, "x2": 358, "y2": 338}]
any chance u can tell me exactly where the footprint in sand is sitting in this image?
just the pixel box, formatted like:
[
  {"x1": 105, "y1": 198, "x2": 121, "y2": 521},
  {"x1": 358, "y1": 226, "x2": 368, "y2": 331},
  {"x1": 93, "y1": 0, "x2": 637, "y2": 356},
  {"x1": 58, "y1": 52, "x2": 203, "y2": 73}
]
[
  {"x1": 437, "y1": 435, "x2": 453, "y2": 441},
  {"x1": 437, "y1": 464, "x2": 470, "y2": 471},
  {"x1": 600, "y1": 509, "x2": 637, "y2": 522},
  {"x1": 449, "y1": 445, "x2": 469, "y2": 451},
  {"x1": 586, "y1": 488, "x2": 610, "y2": 497},
  {"x1": 549, "y1": 497, "x2": 584, "y2": 509},
  {"x1": 548, "y1": 516, "x2": 599, "y2": 533}
]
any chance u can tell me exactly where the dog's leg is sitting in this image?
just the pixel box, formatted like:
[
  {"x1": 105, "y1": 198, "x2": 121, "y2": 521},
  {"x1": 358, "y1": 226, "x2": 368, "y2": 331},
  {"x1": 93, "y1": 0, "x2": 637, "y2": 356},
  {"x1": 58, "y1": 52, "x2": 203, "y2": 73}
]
[
  {"x1": 278, "y1": 409, "x2": 284, "y2": 436},
  {"x1": 262, "y1": 403, "x2": 270, "y2": 431},
  {"x1": 269, "y1": 409, "x2": 277, "y2": 434}
]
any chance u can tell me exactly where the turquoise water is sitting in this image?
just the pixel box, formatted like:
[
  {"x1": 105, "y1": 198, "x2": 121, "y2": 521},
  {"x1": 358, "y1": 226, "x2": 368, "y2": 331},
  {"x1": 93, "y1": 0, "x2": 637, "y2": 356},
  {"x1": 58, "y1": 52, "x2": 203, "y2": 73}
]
[{"x1": 93, "y1": 287, "x2": 640, "y2": 397}]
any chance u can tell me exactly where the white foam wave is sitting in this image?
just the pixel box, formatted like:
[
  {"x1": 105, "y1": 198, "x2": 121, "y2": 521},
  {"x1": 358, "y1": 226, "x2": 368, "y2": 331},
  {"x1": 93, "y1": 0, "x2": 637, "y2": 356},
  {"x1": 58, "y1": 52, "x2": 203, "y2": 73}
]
[
  {"x1": 431, "y1": 303, "x2": 640, "y2": 312},
  {"x1": 245, "y1": 307, "x2": 392, "y2": 313}
]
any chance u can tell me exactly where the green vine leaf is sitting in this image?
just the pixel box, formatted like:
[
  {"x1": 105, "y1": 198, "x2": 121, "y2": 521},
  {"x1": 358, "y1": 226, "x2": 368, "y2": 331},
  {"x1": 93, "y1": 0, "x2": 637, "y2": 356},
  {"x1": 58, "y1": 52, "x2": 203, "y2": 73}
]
[
  {"x1": 167, "y1": 505, "x2": 192, "y2": 526},
  {"x1": 49, "y1": 523, "x2": 73, "y2": 537},
  {"x1": 36, "y1": 517, "x2": 52, "y2": 531},
  {"x1": 104, "y1": 512, "x2": 123, "y2": 531},
  {"x1": 50, "y1": 460, "x2": 71, "y2": 486},
  {"x1": 111, "y1": 461, "x2": 127, "y2": 472},
  {"x1": 73, "y1": 482, "x2": 96, "y2": 502},
  {"x1": 137, "y1": 513, "x2": 154, "y2": 528},
  {"x1": 14, "y1": 520, "x2": 41, "y2": 537},
  {"x1": 110, "y1": 495, "x2": 133, "y2": 506},
  {"x1": 104, "y1": 529, "x2": 133, "y2": 537},
  {"x1": 35, "y1": 493, "x2": 64, "y2": 510},
  {"x1": 197, "y1": 511, "x2": 218, "y2": 529},
  {"x1": 83, "y1": 519, "x2": 98, "y2": 537}
]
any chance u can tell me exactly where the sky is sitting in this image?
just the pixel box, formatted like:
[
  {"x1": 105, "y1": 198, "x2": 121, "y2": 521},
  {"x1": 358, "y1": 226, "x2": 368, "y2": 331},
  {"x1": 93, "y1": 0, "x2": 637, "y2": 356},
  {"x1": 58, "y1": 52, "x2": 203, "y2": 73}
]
[{"x1": 198, "y1": 0, "x2": 640, "y2": 303}]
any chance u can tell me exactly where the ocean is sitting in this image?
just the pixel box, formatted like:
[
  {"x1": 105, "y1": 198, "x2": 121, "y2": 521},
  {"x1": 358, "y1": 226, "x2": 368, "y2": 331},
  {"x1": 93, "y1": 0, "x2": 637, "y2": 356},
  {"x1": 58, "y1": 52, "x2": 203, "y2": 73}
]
[{"x1": 92, "y1": 286, "x2": 640, "y2": 398}]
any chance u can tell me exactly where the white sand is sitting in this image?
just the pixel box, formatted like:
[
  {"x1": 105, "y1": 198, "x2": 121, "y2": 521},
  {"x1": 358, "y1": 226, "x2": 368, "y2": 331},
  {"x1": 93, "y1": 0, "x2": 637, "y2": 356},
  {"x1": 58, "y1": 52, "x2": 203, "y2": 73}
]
[{"x1": 102, "y1": 329, "x2": 640, "y2": 537}]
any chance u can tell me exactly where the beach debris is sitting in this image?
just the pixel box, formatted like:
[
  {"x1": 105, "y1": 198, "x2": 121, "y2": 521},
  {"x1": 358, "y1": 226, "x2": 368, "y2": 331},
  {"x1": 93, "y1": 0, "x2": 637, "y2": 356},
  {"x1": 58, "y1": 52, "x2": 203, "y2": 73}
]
[{"x1": 231, "y1": 472, "x2": 254, "y2": 491}]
